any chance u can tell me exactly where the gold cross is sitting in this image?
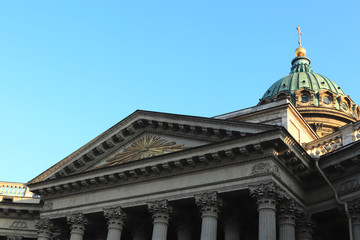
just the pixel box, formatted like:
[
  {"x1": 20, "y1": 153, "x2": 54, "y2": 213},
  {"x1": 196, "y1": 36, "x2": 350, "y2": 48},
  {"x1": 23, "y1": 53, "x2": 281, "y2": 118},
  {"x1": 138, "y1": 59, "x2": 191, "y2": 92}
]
[{"x1": 296, "y1": 26, "x2": 302, "y2": 46}]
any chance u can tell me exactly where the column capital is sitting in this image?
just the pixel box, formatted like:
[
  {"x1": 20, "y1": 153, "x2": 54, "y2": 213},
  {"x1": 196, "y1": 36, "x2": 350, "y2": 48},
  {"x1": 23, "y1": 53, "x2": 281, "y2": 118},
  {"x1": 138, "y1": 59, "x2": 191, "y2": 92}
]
[
  {"x1": 35, "y1": 218, "x2": 54, "y2": 237},
  {"x1": 296, "y1": 215, "x2": 314, "y2": 237},
  {"x1": 195, "y1": 191, "x2": 223, "y2": 218},
  {"x1": 67, "y1": 212, "x2": 88, "y2": 233},
  {"x1": 279, "y1": 199, "x2": 302, "y2": 220},
  {"x1": 6, "y1": 236, "x2": 22, "y2": 240},
  {"x1": 348, "y1": 198, "x2": 360, "y2": 213},
  {"x1": 249, "y1": 182, "x2": 286, "y2": 206},
  {"x1": 347, "y1": 198, "x2": 360, "y2": 225},
  {"x1": 104, "y1": 206, "x2": 127, "y2": 229},
  {"x1": 148, "y1": 200, "x2": 173, "y2": 224}
]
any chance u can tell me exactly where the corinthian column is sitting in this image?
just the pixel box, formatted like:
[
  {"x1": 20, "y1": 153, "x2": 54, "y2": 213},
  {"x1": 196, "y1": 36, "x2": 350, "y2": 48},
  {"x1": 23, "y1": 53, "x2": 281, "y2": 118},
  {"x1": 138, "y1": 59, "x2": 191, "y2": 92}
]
[
  {"x1": 104, "y1": 206, "x2": 127, "y2": 240},
  {"x1": 67, "y1": 213, "x2": 88, "y2": 240},
  {"x1": 250, "y1": 182, "x2": 285, "y2": 240},
  {"x1": 278, "y1": 200, "x2": 298, "y2": 240},
  {"x1": 296, "y1": 215, "x2": 313, "y2": 240},
  {"x1": 348, "y1": 198, "x2": 360, "y2": 240},
  {"x1": 35, "y1": 218, "x2": 54, "y2": 240},
  {"x1": 148, "y1": 200, "x2": 173, "y2": 240},
  {"x1": 195, "y1": 192, "x2": 223, "y2": 240}
]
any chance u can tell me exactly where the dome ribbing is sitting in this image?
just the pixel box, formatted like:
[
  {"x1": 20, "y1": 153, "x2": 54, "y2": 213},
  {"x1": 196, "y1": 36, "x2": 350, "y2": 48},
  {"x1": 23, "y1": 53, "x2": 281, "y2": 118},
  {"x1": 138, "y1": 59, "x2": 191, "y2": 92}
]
[{"x1": 262, "y1": 56, "x2": 346, "y2": 104}]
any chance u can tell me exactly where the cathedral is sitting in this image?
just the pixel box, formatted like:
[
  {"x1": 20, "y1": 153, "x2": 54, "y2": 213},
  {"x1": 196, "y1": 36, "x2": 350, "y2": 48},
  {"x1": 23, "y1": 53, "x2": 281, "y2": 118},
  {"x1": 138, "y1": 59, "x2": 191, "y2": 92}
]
[{"x1": 1, "y1": 31, "x2": 360, "y2": 240}]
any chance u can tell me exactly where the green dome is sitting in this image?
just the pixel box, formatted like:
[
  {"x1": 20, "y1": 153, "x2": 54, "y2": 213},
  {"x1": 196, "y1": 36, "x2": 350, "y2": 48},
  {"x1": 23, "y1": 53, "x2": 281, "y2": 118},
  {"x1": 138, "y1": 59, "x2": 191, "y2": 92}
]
[
  {"x1": 262, "y1": 56, "x2": 346, "y2": 100},
  {"x1": 259, "y1": 53, "x2": 360, "y2": 137}
]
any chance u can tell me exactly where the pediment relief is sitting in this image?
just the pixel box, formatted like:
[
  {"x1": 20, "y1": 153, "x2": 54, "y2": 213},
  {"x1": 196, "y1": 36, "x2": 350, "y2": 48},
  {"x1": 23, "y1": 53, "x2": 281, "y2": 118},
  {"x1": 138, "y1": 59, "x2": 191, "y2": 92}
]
[{"x1": 92, "y1": 134, "x2": 193, "y2": 169}]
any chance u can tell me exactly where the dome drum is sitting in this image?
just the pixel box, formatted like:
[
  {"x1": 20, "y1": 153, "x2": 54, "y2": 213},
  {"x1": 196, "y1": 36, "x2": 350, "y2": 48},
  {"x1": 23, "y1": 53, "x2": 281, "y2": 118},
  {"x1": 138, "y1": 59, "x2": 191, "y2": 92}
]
[
  {"x1": 294, "y1": 89, "x2": 315, "y2": 106},
  {"x1": 297, "y1": 106, "x2": 359, "y2": 136}
]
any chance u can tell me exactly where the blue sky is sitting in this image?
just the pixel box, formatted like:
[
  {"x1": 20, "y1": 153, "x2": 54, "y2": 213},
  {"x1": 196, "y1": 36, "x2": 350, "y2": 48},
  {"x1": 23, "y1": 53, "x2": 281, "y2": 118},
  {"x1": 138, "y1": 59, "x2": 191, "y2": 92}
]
[{"x1": 1, "y1": 1, "x2": 359, "y2": 183}]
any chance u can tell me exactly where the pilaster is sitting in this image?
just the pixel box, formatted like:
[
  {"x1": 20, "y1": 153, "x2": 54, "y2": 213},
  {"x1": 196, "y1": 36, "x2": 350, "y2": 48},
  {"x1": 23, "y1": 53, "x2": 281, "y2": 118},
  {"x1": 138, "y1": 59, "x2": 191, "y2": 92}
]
[{"x1": 195, "y1": 192, "x2": 223, "y2": 240}]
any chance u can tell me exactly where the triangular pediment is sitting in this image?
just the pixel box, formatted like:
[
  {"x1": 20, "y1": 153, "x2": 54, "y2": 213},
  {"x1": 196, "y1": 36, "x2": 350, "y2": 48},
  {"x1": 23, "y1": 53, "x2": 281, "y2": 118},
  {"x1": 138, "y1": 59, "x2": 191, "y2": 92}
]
[{"x1": 28, "y1": 110, "x2": 278, "y2": 184}]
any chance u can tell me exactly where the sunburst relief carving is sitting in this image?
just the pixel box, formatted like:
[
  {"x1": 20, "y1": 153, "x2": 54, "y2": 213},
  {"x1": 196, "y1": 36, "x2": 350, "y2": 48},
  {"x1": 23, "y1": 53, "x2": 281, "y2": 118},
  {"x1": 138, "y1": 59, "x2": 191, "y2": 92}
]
[{"x1": 103, "y1": 135, "x2": 185, "y2": 167}]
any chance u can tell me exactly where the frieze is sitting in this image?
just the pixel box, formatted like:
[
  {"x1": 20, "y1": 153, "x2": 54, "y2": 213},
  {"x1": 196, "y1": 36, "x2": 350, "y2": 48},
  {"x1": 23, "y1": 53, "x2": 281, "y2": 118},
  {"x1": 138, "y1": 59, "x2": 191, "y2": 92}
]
[
  {"x1": 42, "y1": 201, "x2": 53, "y2": 210},
  {"x1": 9, "y1": 221, "x2": 28, "y2": 229},
  {"x1": 340, "y1": 178, "x2": 360, "y2": 194},
  {"x1": 251, "y1": 162, "x2": 280, "y2": 177}
]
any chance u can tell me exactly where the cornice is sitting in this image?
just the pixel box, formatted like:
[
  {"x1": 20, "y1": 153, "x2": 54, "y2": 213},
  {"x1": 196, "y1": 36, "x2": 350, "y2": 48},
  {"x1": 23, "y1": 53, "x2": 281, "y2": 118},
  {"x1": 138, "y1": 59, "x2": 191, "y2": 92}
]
[
  {"x1": 316, "y1": 141, "x2": 360, "y2": 182},
  {"x1": 320, "y1": 141, "x2": 360, "y2": 167},
  {"x1": 0, "y1": 202, "x2": 42, "y2": 219}
]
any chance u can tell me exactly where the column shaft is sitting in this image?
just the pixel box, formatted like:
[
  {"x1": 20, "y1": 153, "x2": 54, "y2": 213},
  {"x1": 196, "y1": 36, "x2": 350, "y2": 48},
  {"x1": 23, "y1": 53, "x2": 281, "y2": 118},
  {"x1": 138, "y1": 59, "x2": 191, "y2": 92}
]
[
  {"x1": 278, "y1": 215, "x2": 295, "y2": 240},
  {"x1": 250, "y1": 182, "x2": 284, "y2": 240},
  {"x1": 151, "y1": 222, "x2": 168, "y2": 240},
  {"x1": 200, "y1": 211, "x2": 218, "y2": 240},
  {"x1": 106, "y1": 224, "x2": 122, "y2": 240},
  {"x1": 258, "y1": 199, "x2": 277, "y2": 240}
]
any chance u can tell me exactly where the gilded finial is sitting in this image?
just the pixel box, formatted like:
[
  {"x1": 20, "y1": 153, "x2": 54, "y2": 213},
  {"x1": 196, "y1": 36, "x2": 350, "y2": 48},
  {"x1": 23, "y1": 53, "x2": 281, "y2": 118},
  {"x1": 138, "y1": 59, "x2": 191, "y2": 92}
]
[{"x1": 295, "y1": 26, "x2": 306, "y2": 57}]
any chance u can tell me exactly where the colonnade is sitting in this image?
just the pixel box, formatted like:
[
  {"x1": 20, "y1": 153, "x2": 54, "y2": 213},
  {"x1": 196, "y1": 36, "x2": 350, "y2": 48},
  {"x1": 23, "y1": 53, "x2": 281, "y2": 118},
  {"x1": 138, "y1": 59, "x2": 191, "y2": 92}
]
[{"x1": 34, "y1": 183, "x2": 334, "y2": 240}]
